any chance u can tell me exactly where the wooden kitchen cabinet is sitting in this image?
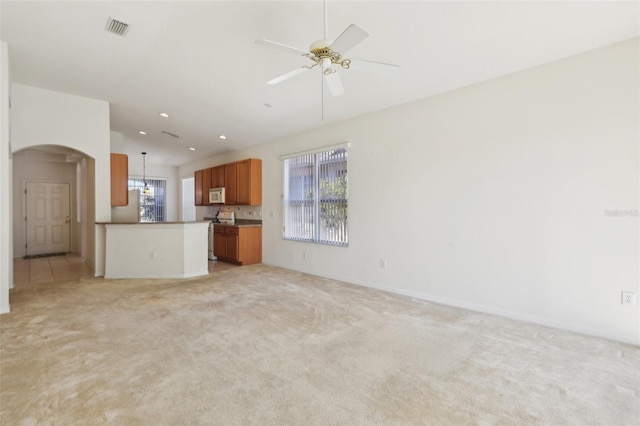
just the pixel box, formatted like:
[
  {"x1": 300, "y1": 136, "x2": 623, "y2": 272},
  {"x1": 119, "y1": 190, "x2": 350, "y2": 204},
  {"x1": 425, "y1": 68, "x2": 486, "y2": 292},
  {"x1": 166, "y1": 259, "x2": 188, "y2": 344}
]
[
  {"x1": 194, "y1": 169, "x2": 204, "y2": 206},
  {"x1": 110, "y1": 153, "x2": 128, "y2": 207},
  {"x1": 224, "y1": 227, "x2": 239, "y2": 261},
  {"x1": 195, "y1": 158, "x2": 261, "y2": 206},
  {"x1": 211, "y1": 165, "x2": 225, "y2": 188},
  {"x1": 236, "y1": 159, "x2": 262, "y2": 205},
  {"x1": 202, "y1": 167, "x2": 212, "y2": 205},
  {"x1": 213, "y1": 226, "x2": 261, "y2": 265},
  {"x1": 213, "y1": 226, "x2": 228, "y2": 259},
  {"x1": 224, "y1": 162, "x2": 237, "y2": 205}
]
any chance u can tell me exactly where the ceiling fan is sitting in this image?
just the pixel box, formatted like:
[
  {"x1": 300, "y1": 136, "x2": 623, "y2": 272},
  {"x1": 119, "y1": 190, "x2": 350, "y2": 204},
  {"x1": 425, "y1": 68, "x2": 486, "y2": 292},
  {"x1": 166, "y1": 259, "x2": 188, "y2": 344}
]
[{"x1": 255, "y1": 2, "x2": 399, "y2": 97}]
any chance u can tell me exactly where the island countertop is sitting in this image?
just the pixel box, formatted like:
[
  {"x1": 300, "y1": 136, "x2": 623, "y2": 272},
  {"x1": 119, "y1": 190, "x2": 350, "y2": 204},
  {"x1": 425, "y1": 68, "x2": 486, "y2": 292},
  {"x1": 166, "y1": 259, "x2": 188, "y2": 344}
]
[{"x1": 96, "y1": 221, "x2": 210, "y2": 225}]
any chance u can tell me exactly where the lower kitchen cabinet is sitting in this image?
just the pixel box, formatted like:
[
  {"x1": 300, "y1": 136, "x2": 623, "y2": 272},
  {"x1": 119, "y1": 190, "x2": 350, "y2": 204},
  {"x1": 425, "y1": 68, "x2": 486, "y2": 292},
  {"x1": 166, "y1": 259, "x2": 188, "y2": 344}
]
[{"x1": 213, "y1": 226, "x2": 261, "y2": 265}]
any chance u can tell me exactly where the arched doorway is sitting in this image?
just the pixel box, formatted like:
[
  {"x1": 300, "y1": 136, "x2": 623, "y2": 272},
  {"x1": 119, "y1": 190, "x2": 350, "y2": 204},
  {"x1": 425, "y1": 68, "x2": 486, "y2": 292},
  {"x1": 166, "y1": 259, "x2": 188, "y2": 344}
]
[{"x1": 12, "y1": 145, "x2": 95, "y2": 264}]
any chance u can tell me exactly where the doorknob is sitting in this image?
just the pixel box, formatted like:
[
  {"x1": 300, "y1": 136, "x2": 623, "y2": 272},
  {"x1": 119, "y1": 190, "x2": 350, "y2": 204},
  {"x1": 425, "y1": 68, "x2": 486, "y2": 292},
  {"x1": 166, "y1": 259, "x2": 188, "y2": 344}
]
[{"x1": 65, "y1": 216, "x2": 70, "y2": 224}]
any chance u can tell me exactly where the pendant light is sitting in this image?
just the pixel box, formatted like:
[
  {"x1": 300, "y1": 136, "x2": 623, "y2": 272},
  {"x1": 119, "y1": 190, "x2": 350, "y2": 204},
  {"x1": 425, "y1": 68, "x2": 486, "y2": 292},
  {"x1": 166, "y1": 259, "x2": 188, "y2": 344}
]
[{"x1": 142, "y1": 152, "x2": 150, "y2": 194}]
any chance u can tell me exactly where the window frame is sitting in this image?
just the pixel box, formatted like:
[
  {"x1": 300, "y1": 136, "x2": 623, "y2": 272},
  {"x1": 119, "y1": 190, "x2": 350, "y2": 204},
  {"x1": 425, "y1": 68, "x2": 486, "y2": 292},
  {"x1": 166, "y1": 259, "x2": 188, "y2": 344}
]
[
  {"x1": 127, "y1": 177, "x2": 167, "y2": 223},
  {"x1": 282, "y1": 144, "x2": 349, "y2": 247}
]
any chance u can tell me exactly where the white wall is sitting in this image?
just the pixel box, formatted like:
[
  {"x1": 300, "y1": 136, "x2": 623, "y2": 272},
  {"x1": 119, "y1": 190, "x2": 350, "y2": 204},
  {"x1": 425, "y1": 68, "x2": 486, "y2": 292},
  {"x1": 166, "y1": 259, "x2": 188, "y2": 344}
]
[
  {"x1": 181, "y1": 177, "x2": 196, "y2": 221},
  {"x1": 10, "y1": 84, "x2": 111, "y2": 275},
  {"x1": 180, "y1": 38, "x2": 640, "y2": 344},
  {"x1": 110, "y1": 130, "x2": 124, "y2": 153},
  {"x1": 104, "y1": 223, "x2": 208, "y2": 279},
  {"x1": 0, "y1": 42, "x2": 12, "y2": 313}
]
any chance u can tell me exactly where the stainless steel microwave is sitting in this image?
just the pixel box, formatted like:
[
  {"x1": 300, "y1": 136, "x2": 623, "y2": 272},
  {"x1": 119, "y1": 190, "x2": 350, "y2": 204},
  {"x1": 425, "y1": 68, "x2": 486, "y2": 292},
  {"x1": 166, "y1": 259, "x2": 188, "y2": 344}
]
[{"x1": 209, "y1": 187, "x2": 225, "y2": 204}]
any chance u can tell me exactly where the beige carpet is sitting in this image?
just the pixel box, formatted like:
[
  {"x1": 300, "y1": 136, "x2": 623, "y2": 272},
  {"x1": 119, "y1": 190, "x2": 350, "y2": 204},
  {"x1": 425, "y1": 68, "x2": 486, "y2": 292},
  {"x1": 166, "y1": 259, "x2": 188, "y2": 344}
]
[{"x1": 1, "y1": 264, "x2": 639, "y2": 425}]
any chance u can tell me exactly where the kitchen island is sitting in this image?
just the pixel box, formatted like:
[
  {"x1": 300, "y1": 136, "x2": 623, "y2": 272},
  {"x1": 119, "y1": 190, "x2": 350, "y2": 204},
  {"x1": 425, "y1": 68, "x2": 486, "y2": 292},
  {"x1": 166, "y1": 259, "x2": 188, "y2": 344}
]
[{"x1": 98, "y1": 221, "x2": 209, "y2": 279}]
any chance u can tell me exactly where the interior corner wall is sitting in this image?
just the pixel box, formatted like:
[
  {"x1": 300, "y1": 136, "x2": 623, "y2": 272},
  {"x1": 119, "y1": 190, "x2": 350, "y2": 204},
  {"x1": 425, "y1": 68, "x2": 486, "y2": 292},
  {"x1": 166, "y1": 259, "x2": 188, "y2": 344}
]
[
  {"x1": 182, "y1": 38, "x2": 640, "y2": 344},
  {"x1": 110, "y1": 130, "x2": 124, "y2": 154},
  {"x1": 10, "y1": 84, "x2": 111, "y2": 276},
  {"x1": 0, "y1": 42, "x2": 12, "y2": 314},
  {"x1": 85, "y1": 157, "x2": 96, "y2": 271}
]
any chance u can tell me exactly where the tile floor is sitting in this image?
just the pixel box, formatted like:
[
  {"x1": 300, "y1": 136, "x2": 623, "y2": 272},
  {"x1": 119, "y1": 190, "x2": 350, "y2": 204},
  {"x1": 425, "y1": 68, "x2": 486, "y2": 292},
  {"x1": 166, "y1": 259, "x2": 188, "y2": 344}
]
[
  {"x1": 12, "y1": 254, "x2": 238, "y2": 287},
  {"x1": 13, "y1": 254, "x2": 93, "y2": 287}
]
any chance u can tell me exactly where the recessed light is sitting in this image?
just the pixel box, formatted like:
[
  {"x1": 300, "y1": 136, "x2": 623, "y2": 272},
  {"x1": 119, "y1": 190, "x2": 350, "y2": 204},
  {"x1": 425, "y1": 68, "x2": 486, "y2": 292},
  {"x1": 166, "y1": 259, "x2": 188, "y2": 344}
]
[
  {"x1": 219, "y1": 135, "x2": 227, "y2": 140},
  {"x1": 138, "y1": 131, "x2": 147, "y2": 135},
  {"x1": 159, "y1": 112, "x2": 169, "y2": 118},
  {"x1": 189, "y1": 147, "x2": 196, "y2": 151}
]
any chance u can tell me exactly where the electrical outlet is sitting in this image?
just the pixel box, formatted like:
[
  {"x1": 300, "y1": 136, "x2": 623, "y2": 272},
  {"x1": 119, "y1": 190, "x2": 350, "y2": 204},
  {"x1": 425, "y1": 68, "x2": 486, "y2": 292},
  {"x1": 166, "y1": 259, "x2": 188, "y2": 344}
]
[
  {"x1": 621, "y1": 291, "x2": 636, "y2": 307},
  {"x1": 380, "y1": 259, "x2": 386, "y2": 269},
  {"x1": 302, "y1": 251, "x2": 307, "y2": 260}
]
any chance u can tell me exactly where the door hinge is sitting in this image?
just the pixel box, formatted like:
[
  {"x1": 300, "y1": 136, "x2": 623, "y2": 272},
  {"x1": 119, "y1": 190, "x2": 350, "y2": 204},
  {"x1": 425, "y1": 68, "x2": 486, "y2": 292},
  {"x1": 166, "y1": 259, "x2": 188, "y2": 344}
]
[
  {"x1": 24, "y1": 216, "x2": 27, "y2": 222},
  {"x1": 24, "y1": 189, "x2": 27, "y2": 194}
]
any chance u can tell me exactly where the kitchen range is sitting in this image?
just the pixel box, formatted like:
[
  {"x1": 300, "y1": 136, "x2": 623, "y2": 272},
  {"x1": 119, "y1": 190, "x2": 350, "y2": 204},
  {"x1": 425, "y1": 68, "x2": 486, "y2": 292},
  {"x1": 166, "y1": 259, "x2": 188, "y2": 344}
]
[
  {"x1": 207, "y1": 211, "x2": 235, "y2": 260},
  {"x1": 206, "y1": 210, "x2": 262, "y2": 265}
]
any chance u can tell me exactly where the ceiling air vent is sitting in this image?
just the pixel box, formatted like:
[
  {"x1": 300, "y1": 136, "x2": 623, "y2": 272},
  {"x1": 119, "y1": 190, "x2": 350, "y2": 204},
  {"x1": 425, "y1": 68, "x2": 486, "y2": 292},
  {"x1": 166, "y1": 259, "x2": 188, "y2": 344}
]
[
  {"x1": 162, "y1": 131, "x2": 180, "y2": 139},
  {"x1": 105, "y1": 17, "x2": 129, "y2": 37}
]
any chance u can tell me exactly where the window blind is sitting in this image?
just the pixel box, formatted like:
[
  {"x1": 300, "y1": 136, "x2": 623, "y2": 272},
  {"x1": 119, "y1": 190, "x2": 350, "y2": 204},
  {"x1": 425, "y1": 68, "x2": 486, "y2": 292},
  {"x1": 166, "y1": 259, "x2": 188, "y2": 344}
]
[
  {"x1": 283, "y1": 147, "x2": 348, "y2": 246},
  {"x1": 128, "y1": 178, "x2": 167, "y2": 222}
]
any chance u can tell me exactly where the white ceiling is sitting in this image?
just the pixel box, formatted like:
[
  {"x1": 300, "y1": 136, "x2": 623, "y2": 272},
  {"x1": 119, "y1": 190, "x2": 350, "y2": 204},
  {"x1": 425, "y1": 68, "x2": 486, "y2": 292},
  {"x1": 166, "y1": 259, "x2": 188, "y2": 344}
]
[{"x1": 2, "y1": 1, "x2": 638, "y2": 166}]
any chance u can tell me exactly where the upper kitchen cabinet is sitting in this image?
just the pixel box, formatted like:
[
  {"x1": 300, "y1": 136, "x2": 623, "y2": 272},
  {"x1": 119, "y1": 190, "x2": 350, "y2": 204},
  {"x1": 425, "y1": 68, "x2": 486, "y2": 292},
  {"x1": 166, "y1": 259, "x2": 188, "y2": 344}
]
[
  {"x1": 211, "y1": 165, "x2": 225, "y2": 188},
  {"x1": 202, "y1": 167, "x2": 212, "y2": 206},
  {"x1": 224, "y1": 162, "x2": 237, "y2": 205},
  {"x1": 236, "y1": 159, "x2": 262, "y2": 205},
  {"x1": 194, "y1": 169, "x2": 204, "y2": 206},
  {"x1": 194, "y1": 158, "x2": 262, "y2": 206},
  {"x1": 110, "y1": 153, "x2": 128, "y2": 207}
]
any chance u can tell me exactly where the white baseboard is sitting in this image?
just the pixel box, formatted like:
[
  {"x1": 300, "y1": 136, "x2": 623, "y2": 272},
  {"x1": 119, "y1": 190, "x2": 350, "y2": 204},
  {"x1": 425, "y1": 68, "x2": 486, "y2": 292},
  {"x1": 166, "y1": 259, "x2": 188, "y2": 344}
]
[{"x1": 263, "y1": 261, "x2": 640, "y2": 347}]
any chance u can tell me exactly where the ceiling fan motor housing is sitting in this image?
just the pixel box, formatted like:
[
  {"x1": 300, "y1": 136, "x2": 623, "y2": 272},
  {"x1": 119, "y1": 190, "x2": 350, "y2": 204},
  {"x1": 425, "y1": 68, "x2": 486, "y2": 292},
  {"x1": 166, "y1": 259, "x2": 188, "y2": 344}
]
[{"x1": 309, "y1": 40, "x2": 350, "y2": 70}]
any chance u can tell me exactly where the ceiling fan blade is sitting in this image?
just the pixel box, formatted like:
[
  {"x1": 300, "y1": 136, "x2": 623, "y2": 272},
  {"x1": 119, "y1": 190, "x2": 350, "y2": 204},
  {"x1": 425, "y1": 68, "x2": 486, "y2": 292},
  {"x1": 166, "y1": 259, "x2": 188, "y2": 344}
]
[
  {"x1": 324, "y1": 71, "x2": 345, "y2": 97},
  {"x1": 330, "y1": 24, "x2": 369, "y2": 56},
  {"x1": 349, "y1": 59, "x2": 400, "y2": 76},
  {"x1": 255, "y1": 39, "x2": 310, "y2": 57},
  {"x1": 267, "y1": 66, "x2": 313, "y2": 85}
]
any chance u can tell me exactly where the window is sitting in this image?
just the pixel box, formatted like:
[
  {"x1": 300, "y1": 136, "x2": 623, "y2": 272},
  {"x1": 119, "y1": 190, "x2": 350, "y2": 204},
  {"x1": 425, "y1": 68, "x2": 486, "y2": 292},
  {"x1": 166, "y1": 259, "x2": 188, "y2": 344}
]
[
  {"x1": 128, "y1": 178, "x2": 167, "y2": 222},
  {"x1": 283, "y1": 145, "x2": 348, "y2": 246}
]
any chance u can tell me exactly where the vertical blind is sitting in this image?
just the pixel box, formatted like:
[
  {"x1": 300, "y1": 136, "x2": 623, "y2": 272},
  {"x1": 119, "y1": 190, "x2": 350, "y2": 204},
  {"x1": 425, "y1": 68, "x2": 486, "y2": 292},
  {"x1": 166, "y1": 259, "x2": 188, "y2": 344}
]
[
  {"x1": 283, "y1": 147, "x2": 348, "y2": 246},
  {"x1": 128, "y1": 178, "x2": 166, "y2": 222}
]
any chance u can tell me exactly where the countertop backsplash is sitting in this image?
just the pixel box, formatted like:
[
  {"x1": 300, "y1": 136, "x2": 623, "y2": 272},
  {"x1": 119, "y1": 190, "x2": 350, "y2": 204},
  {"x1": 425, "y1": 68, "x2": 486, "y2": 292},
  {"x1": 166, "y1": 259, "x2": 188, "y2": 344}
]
[{"x1": 198, "y1": 205, "x2": 262, "y2": 221}]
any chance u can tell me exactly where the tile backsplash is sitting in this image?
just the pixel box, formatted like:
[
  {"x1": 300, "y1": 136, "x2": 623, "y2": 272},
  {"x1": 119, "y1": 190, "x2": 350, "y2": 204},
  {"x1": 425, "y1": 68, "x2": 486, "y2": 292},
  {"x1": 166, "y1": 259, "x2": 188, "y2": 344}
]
[{"x1": 202, "y1": 205, "x2": 262, "y2": 220}]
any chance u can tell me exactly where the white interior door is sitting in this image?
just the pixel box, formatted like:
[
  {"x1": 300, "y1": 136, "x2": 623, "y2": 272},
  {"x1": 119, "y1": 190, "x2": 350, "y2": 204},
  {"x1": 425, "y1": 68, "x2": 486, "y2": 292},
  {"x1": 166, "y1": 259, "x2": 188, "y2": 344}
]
[{"x1": 26, "y1": 182, "x2": 70, "y2": 256}]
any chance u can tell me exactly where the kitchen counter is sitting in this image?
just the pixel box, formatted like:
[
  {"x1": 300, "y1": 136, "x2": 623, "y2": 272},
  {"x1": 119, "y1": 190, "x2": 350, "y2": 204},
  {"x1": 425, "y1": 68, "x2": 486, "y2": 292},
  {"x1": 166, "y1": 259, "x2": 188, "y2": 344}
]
[
  {"x1": 97, "y1": 221, "x2": 210, "y2": 225},
  {"x1": 213, "y1": 222, "x2": 262, "y2": 228},
  {"x1": 97, "y1": 221, "x2": 209, "y2": 279},
  {"x1": 204, "y1": 218, "x2": 262, "y2": 228}
]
